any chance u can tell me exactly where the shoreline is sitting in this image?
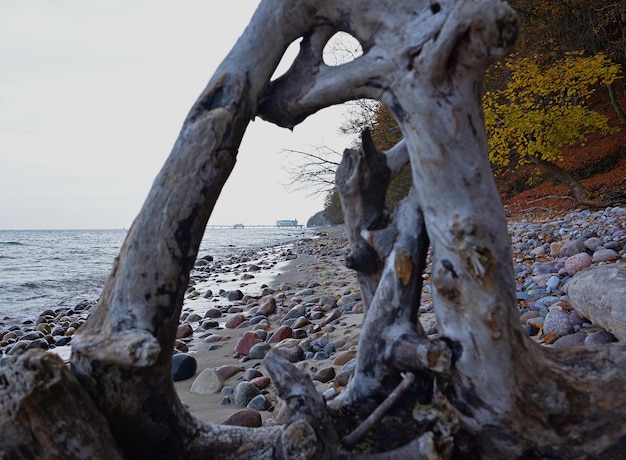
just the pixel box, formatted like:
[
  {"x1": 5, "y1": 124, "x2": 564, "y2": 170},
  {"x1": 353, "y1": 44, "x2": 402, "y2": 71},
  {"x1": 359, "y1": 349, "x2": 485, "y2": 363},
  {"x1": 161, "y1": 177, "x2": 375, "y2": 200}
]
[
  {"x1": 0, "y1": 206, "x2": 624, "y2": 427},
  {"x1": 174, "y1": 225, "x2": 366, "y2": 424}
]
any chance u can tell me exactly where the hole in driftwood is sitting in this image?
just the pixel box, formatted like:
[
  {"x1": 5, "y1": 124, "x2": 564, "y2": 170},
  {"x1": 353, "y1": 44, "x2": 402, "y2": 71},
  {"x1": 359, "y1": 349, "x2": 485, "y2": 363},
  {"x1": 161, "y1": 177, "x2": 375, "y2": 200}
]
[
  {"x1": 322, "y1": 32, "x2": 363, "y2": 66},
  {"x1": 270, "y1": 38, "x2": 302, "y2": 81}
]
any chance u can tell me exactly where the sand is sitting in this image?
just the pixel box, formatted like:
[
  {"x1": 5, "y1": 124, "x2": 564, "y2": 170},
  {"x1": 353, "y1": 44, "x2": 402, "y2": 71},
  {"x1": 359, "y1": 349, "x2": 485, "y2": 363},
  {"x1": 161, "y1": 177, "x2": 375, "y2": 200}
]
[{"x1": 174, "y1": 226, "x2": 367, "y2": 425}]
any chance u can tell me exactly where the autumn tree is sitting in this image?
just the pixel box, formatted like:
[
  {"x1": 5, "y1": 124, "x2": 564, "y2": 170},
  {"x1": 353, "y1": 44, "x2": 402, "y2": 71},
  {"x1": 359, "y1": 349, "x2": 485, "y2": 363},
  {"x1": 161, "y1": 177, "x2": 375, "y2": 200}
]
[
  {"x1": 508, "y1": 0, "x2": 626, "y2": 123},
  {"x1": 484, "y1": 51, "x2": 621, "y2": 204}
]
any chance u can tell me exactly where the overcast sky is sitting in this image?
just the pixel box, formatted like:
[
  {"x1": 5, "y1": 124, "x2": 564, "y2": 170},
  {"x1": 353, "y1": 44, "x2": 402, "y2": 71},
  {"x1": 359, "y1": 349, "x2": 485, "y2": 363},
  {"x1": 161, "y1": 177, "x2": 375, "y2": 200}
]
[{"x1": 0, "y1": 1, "x2": 354, "y2": 229}]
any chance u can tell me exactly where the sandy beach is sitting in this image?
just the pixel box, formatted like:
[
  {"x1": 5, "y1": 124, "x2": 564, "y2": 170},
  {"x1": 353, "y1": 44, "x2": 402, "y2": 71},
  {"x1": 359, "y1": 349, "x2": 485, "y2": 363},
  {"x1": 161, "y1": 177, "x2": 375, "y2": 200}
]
[
  {"x1": 173, "y1": 225, "x2": 369, "y2": 425},
  {"x1": 1, "y1": 208, "x2": 623, "y2": 430}
]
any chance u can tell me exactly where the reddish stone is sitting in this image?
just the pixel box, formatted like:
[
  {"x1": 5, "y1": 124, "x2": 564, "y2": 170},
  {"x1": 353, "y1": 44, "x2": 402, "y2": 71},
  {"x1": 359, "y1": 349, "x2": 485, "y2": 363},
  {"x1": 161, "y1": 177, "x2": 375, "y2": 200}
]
[
  {"x1": 215, "y1": 364, "x2": 245, "y2": 380},
  {"x1": 225, "y1": 313, "x2": 246, "y2": 329},
  {"x1": 257, "y1": 296, "x2": 277, "y2": 316},
  {"x1": 564, "y1": 253, "x2": 592, "y2": 275},
  {"x1": 249, "y1": 376, "x2": 271, "y2": 390},
  {"x1": 333, "y1": 350, "x2": 357, "y2": 366},
  {"x1": 176, "y1": 323, "x2": 194, "y2": 339},
  {"x1": 222, "y1": 409, "x2": 262, "y2": 427},
  {"x1": 174, "y1": 340, "x2": 189, "y2": 353},
  {"x1": 234, "y1": 331, "x2": 263, "y2": 356},
  {"x1": 267, "y1": 325, "x2": 293, "y2": 343},
  {"x1": 203, "y1": 308, "x2": 222, "y2": 319}
]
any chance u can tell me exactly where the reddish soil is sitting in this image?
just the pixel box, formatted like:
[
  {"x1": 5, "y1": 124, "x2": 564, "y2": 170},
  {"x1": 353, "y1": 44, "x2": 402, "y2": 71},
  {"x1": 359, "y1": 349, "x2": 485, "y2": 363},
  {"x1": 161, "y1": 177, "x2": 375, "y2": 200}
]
[{"x1": 500, "y1": 91, "x2": 626, "y2": 216}]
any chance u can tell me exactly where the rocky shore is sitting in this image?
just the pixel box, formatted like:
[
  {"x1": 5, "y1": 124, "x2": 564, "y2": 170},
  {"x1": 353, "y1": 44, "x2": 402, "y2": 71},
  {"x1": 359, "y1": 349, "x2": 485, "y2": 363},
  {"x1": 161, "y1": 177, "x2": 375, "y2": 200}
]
[{"x1": 0, "y1": 206, "x2": 624, "y2": 427}]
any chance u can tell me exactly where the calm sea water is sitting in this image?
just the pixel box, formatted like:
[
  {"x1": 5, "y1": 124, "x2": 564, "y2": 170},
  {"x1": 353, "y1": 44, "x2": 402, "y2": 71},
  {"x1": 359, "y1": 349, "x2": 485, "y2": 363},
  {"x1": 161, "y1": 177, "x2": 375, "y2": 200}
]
[{"x1": 0, "y1": 227, "x2": 309, "y2": 322}]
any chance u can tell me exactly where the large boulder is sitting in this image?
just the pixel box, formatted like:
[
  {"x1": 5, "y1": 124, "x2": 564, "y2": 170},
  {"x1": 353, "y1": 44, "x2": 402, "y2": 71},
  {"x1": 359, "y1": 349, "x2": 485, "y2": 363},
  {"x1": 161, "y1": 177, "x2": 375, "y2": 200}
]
[{"x1": 567, "y1": 264, "x2": 626, "y2": 341}]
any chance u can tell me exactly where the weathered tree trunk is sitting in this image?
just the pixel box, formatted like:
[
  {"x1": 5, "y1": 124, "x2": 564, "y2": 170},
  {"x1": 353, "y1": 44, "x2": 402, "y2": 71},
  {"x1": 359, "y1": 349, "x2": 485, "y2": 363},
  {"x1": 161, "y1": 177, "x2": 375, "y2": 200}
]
[
  {"x1": 607, "y1": 83, "x2": 626, "y2": 126},
  {"x1": 3, "y1": 0, "x2": 626, "y2": 458},
  {"x1": 529, "y1": 155, "x2": 598, "y2": 206}
]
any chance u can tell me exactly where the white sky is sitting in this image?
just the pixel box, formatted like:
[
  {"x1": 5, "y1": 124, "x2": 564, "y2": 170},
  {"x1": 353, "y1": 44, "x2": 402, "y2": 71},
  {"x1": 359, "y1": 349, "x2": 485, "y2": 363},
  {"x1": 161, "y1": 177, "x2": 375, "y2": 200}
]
[{"x1": 0, "y1": 1, "x2": 354, "y2": 229}]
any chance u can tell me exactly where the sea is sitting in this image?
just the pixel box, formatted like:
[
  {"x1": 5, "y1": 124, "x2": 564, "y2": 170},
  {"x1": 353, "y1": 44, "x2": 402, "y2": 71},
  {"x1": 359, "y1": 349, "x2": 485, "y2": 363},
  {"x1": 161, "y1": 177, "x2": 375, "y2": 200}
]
[{"x1": 0, "y1": 226, "x2": 310, "y2": 323}]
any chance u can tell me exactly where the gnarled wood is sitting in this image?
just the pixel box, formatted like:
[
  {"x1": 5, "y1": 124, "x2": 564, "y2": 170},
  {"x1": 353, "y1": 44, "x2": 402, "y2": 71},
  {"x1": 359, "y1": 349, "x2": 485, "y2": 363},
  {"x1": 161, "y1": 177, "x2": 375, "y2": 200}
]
[{"x1": 2, "y1": 0, "x2": 626, "y2": 458}]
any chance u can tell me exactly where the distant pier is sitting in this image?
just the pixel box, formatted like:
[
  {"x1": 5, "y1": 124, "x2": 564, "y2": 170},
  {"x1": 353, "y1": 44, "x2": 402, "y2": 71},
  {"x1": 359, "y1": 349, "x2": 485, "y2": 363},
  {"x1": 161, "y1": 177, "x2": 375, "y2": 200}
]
[{"x1": 207, "y1": 219, "x2": 304, "y2": 229}]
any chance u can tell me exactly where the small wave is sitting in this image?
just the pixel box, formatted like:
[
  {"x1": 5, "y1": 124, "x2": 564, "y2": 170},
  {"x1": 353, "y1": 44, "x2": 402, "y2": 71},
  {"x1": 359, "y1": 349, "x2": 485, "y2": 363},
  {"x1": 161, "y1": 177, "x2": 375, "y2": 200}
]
[
  {"x1": 0, "y1": 241, "x2": 24, "y2": 246},
  {"x1": 20, "y1": 281, "x2": 40, "y2": 289}
]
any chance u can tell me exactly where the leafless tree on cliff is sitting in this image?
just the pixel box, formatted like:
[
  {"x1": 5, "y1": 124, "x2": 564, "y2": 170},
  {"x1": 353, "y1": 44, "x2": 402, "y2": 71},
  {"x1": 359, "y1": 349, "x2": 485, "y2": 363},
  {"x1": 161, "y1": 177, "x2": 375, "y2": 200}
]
[{"x1": 3, "y1": 1, "x2": 626, "y2": 459}]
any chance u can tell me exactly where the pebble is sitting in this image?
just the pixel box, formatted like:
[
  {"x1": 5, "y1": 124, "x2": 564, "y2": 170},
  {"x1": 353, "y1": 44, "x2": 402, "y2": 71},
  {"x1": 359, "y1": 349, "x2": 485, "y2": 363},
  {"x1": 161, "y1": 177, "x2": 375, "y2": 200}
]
[
  {"x1": 509, "y1": 206, "x2": 624, "y2": 348},
  {"x1": 176, "y1": 324, "x2": 194, "y2": 339},
  {"x1": 2, "y1": 206, "x2": 623, "y2": 427},
  {"x1": 584, "y1": 330, "x2": 617, "y2": 345},
  {"x1": 543, "y1": 310, "x2": 573, "y2": 337},
  {"x1": 552, "y1": 332, "x2": 586, "y2": 349},
  {"x1": 190, "y1": 369, "x2": 224, "y2": 394},
  {"x1": 171, "y1": 353, "x2": 197, "y2": 381},
  {"x1": 234, "y1": 331, "x2": 262, "y2": 356},
  {"x1": 233, "y1": 381, "x2": 261, "y2": 407},
  {"x1": 249, "y1": 376, "x2": 271, "y2": 390},
  {"x1": 246, "y1": 394, "x2": 271, "y2": 411},
  {"x1": 267, "y1": 325, "x2": 293, "y2": 344},
  {"x1": 248, "y1": 342, "x2": 272, "y2": 360},
  {"x1": 564, "y1": 253, "x2": 592, "y2": 275},
  {"x1": 222, "y1": 409, "x2": 262, "y2": 427},
  {"x1": 257, "y1": 297, "x2": 277, "y2": 316},
  {"x1": 243, "y1": 368, "x2": 263, "y2": 381},
  {"x1": 592, "y1": 249, "x2": 618, "y2": 263},
  {"x1": 225, "y1": 314, "x2": 247, "y2": 329},
  {"x1": 313, "y1": 366, "x2": 336, "y2": 383}
]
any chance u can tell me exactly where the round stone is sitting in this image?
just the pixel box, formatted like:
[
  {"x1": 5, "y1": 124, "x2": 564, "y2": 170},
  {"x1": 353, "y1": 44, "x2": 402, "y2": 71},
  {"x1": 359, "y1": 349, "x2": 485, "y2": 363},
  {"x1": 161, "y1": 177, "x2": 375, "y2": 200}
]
[
  {"x1": 543, "y1": 310, "x2": 573, "y2": 337},
  {"x1": 243, "y1": 368, "x2": 263, "y2": 381},
  {"x1": 585, "y1": 330, "x2": 617, "y2": 345},
  {"x1": 186, "y1": 313, "x2": 203, "y2": 322},
  {"x1": 190, "y1": 369, "x2": 224, "y2": 394},
  {"x1": 592, "y1": 248, "x2": 618, "y2": 263},
  {"x1": 310, "y1": 337, "x2": 330, "y2": 353},
  {"x1": 246, "y1": 394, "x2": 271, "y2": 411},
  {"x1": 552, "y1": 332, "x2": 586, "y2": 349},
  {"x1": 204, "y1": 308, "x2": 221, "y2": 319},
  {"x1": 225, "y1": 290, "x2": 244, "y2": 301},
  {"x1": 546, "y1": 275, "x2": 560, "y2": 292},
  {"x1": 172, "y1": 353, "x2": 198, "y2": 381},
  {"x1": 560, "y1": 239, "x2": 586, "y2": 257},
  {"x1": 222, "y1": 409, "x2": 262, "y2": 427},
  {"x1": 313, "y1": 366, "x2": 336, "y2": 383},
  {"x1": 248, "y1": 342, "x2": 272, "y2": 360},
  {"x1": 584, "y1": 237, "x2": 603, "y2": 251},
  {"x1": 55, "y1": 336, "x2": 72, "y2": 346},
  {"x1": 564, "y1": 253, "x2": 592, "y2": 275},
  {"x1": 233, "y1": 381, "x2": 261, "y2": 407},
  {"x1": 313, "y1": 351, "x2": 329, "y2": 360},
  {"x1": 225, "y1": 314, "x2": 246, "y2": 329},
  {"x1": 267, "y1": 325, "x2": 293, "y2": 343},
  {"x1": 234, "y1": 331, "x2": 263, "y2": 356},
  {"x1": 176, "y1": 324, "x2": 194, "y2": 339},
  {"x1": 26, "y1": 338, "x2": 49, "y2": 350}
]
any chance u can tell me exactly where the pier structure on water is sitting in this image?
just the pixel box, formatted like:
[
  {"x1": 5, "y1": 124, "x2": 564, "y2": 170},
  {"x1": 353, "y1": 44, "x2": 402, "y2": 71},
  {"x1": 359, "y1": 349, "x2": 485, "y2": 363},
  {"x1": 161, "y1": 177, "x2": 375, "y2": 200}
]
[{"x1": 207, "y1": 219, "x2": 303, "y2": 229}]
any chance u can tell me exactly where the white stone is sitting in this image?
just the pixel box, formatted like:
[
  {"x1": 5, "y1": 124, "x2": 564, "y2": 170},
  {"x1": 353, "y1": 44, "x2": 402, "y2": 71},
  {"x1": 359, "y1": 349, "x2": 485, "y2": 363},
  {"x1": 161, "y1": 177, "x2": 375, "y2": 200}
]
[{"x1": 190, "y1": 369, "x2": 224, "y2": 394}]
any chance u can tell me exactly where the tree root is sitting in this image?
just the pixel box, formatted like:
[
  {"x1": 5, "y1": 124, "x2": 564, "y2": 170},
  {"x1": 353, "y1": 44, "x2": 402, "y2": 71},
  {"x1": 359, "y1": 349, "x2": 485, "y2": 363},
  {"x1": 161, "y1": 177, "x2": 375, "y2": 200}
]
[{"x1": 342, "y1": 372, "x2": 416, "y2": 449}]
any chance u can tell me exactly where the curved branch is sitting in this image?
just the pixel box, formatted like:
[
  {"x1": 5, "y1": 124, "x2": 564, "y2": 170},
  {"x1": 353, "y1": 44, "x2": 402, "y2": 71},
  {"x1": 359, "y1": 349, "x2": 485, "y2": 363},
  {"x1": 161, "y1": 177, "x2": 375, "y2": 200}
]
[{"x1": 259, "y1": 47, "x2": 392, "y2": 128}]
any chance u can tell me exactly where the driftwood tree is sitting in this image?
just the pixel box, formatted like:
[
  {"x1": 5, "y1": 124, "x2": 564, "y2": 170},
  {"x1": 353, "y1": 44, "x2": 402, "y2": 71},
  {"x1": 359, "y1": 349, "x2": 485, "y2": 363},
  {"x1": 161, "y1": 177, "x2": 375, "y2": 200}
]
[{"x1": 3, "y1": 0, "x2": 626, "y2": 458}]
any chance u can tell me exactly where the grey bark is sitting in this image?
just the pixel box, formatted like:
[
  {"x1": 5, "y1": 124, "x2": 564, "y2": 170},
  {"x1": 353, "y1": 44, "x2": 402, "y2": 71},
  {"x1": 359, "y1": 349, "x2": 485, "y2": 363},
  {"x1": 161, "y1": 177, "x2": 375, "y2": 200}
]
[{"x1": 2, "y1": 0, "x2": 626, "y2": 459}]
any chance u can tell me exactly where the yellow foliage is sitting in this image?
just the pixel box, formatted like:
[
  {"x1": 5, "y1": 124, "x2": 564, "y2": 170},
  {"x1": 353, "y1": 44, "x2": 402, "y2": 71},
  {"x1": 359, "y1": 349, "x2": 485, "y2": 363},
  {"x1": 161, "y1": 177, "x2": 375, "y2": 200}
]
[{"x1": 484, "y1": 51, "x2": 621, "y2": 168}]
